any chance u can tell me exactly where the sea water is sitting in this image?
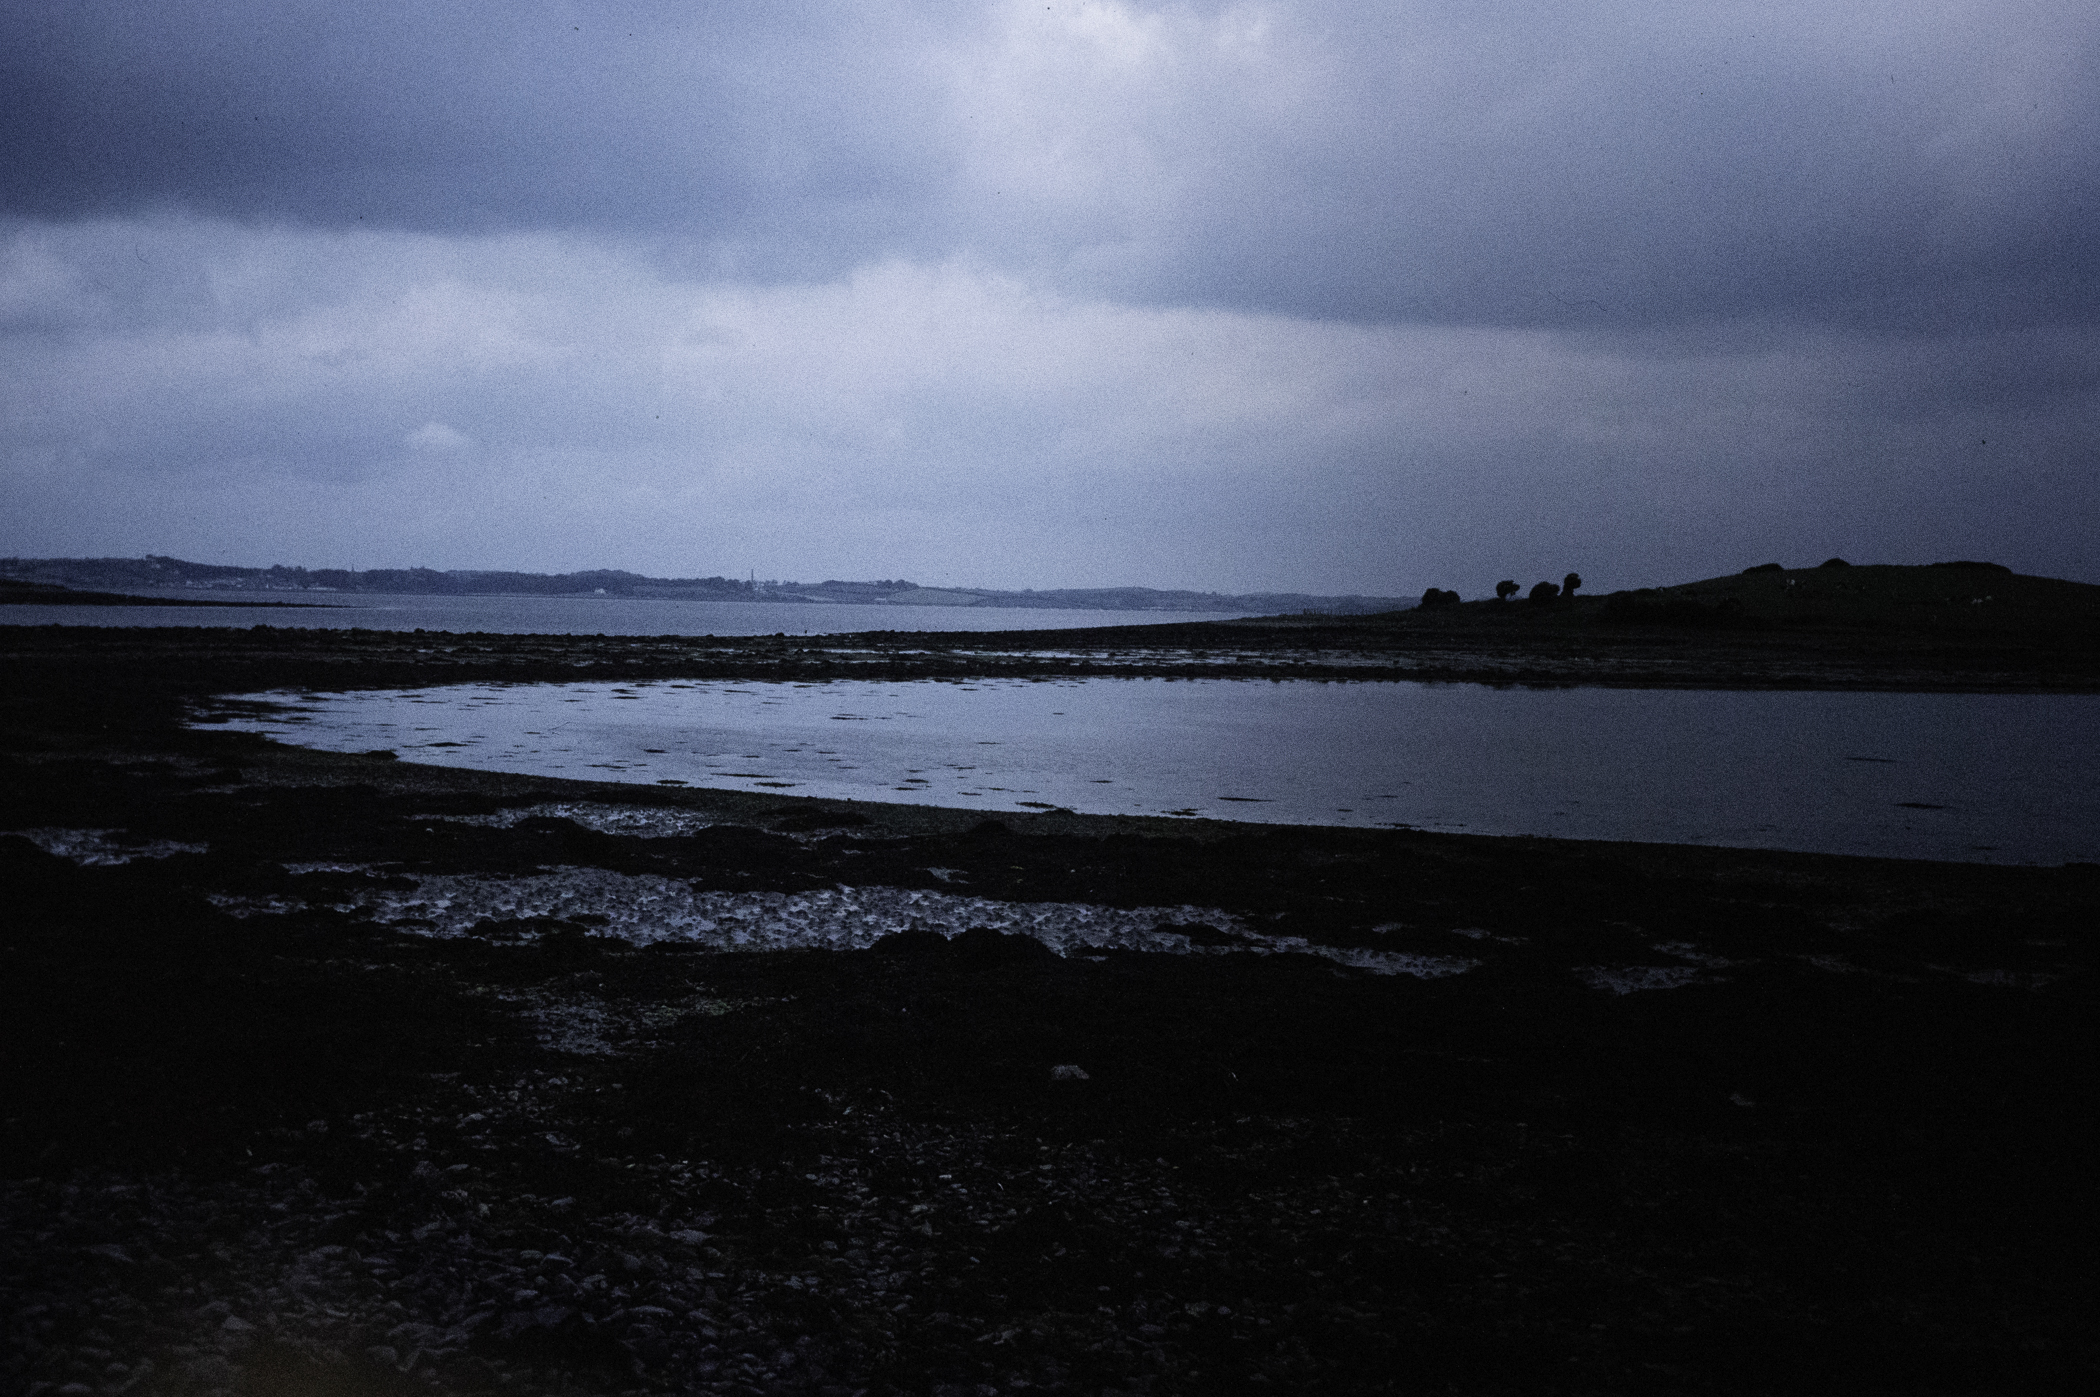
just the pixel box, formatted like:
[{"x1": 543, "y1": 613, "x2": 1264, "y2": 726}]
[
  {"x1": 0, "y1": 588, "x2": 1251, "y2": 636},
  {"x1": 204, "y1": 677, "x2": 2100, "y2": 865}
]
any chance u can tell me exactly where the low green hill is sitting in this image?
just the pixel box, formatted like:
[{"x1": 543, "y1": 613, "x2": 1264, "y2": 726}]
[
  {"x1": 1306, "y1": 561, "x2": 2100, "y2": 638},
  {"x1": 1606, "y1": 561, "x2": 2100, "y2": 633}
]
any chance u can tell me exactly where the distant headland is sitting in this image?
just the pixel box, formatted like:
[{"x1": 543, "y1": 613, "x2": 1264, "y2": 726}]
[
  {"x1": 0, "y1": 555, "x2": 1407, "y2": 616},
  {"x1": 1379, "y1": 558, "x2": 2100, "y2": 636}
]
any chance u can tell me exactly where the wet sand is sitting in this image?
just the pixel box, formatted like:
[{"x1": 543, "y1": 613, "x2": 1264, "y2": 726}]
[{"x1": 4, "y1": 623, "x2": 2097, "y2": 1395}]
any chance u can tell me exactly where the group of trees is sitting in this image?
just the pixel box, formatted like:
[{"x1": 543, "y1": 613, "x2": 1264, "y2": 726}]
[{"x1": 1421, "y1": 572, "x2": 1582, "y2": 609}]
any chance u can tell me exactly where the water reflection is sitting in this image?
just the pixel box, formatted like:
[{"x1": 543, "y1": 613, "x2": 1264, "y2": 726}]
[{"x1": 206, "y1": 678, "x2": 2100, "y2": 865}]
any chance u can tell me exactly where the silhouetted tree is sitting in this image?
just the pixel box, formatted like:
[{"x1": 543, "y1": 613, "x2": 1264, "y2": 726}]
[
  {"x1": 1419, "y1": 588, "x2": 1460, "y2": 608},
  {"x1": 1529, "y1": 581, "x2": 1560, "y2": 603},
  {"x1": 1819, "y1": 557, "x2": 1851, "y2": 569},
  {"x1": 1563, "y1": 571, "x2": 1582, "y2": 597},
  {"x1": 1495, "y1": 580, "x2": 1519, "y2": 601}
]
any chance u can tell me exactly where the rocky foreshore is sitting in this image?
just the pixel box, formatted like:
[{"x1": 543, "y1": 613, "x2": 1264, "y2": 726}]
[{"x1": 3, "y1": 625, "x2": 2097, "y2": 1395}]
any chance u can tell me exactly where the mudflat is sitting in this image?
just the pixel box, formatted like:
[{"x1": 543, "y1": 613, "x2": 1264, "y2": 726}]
[{"x1": 4, "y1": 618, "x2": 2096, "y2": 1395}]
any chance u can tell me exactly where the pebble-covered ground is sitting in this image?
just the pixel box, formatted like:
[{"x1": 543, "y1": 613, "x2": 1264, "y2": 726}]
[{"x1": 4, "y1": 626, "x2": 2098, "y2": 1395}]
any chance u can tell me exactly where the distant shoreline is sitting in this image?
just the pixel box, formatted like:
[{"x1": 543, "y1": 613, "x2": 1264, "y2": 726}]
[
  {"x1": 0, "y1": 582, "x2": 338, "y2": 609},
  {"x1": 5, "y1": 560, "x2": 2096, "y2": 692},
  {"x1": 5, "y1": 610, "x2": 2095, "y2": 694},
  {"x1": 0, "y1": 555, "x2": 1409, "y2": 616}
]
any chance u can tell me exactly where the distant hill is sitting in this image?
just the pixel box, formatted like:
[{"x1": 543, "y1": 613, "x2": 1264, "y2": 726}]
[
  {"x1": 1598, "y1": 560, "x2": 2100, "y2": 633},
  {"x1": 0, "y1": 555, "x2": 752, "y2": 601},
  {"x1": 0, "y1": 555, "x2": 1409, "y2": 616},
  {"x1": 1319, "y1": 560, "x2": 2100, "y2": 635}
]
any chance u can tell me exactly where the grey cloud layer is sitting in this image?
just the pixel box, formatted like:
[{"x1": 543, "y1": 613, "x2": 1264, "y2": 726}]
[
  {"x1": 8, "y1": 1, "x2": 2096, "y2": 330},
  {"x1": 2, "y1": 2, "x2": 961, "y2": 262},
  {"x1": 5, "y1": 3, "x2": 2095, "y2": 590},
  {"x1": 6, "y1": 222, "x2": 2092, "y2": 590}
]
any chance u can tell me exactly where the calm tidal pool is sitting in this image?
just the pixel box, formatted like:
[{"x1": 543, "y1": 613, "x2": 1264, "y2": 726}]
[{"x1": 206, "y1": 678, "x2": 2100, "y2": 865}]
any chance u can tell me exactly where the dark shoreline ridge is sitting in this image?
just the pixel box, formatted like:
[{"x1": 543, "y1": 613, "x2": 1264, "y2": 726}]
[
  {"x1": 3, "y1": 617, "x2": 2096, "y2": 1394},
  {"x1": 0, "y1": 579, "x2": 337, "y2": 609}
]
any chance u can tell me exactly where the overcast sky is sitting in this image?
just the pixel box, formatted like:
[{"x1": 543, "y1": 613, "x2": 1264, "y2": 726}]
[{"x1": 4, "y1": 1, "x2": 2095, "y2": 595}]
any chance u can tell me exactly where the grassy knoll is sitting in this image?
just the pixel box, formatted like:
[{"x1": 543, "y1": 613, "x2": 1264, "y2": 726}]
[
  {"x1": 1606, "y1": 561, "x2": 2100, "y2": 633},
  {"x1": 1274, "y1": 561, "x2": 2100, "y2": 636}
]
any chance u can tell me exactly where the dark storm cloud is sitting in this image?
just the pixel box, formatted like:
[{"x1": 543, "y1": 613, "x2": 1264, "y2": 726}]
[
  {"x1": 7, "y1": 2, "x2": 2097, "y2": 332},
  {"x1": 0, "y1": 1, "x2": 960, "y2": 267},
  {"x1": 991, "y1": 0, "x2": 2100, "y2": 333}
]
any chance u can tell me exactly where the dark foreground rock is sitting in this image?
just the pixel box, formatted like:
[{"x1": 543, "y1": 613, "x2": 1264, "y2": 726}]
[{"x1": 2, "y1": 631, "x2": 2097, "y2": 1395}]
